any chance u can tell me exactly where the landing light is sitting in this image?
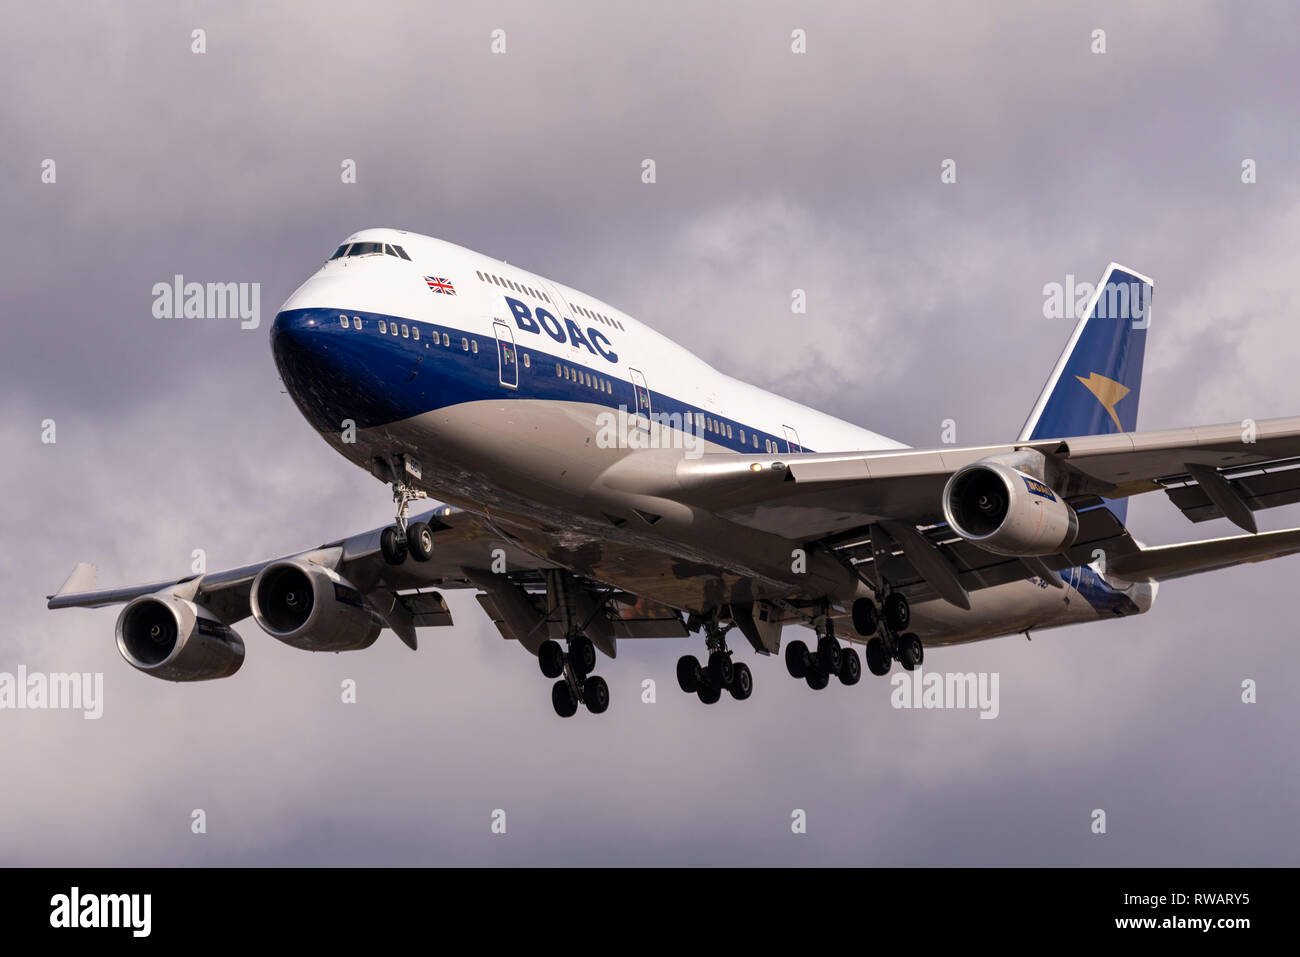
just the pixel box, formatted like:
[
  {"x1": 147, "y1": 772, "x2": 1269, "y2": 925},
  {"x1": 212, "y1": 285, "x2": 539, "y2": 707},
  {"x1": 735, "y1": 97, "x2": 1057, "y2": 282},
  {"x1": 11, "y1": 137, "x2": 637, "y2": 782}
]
[{"x1": 750, "y1": 463, "x2": 762, "y2": 472}]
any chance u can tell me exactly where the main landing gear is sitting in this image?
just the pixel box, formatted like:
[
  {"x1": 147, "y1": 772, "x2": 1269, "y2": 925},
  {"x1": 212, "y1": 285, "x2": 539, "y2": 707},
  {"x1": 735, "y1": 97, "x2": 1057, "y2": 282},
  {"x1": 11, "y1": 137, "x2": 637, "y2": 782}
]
[
  {"x1": 851, "y1": 592, "x2": 924, "y2": 675},
  {"x1": 676, "y1": 620, "x2": 753, "y2": 705},
  {"x1": 534, "y1": 572, "x2": 612, "y2": 718},
  {"x1": 784, "y1": 615, "x2": 861, "y2": 690},
  {"x1": 537, "y1": 634, "x2": 609, "y2": 718},
  {"x1": 379, "y1": 480, "x2": 434, "y2": 566}
]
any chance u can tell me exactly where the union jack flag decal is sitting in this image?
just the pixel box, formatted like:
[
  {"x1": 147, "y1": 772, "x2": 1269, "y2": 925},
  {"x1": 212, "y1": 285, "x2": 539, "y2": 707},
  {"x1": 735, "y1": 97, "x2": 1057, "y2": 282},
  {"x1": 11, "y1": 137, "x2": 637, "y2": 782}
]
[{"x1": 424, "y1": 276, "x2": 456, "y2": 295}]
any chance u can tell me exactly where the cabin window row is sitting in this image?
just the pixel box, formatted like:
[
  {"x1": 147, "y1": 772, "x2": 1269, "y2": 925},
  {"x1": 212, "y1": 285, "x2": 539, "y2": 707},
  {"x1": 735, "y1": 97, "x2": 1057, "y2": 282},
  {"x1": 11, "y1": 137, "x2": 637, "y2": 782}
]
[
  {"x1": 567, "y1": 300, "x2": 625, "y2": 332},
  {"x1": 334, "y1": 315, "x2": 778, "y2": 447},
  {"x1": 691, "y1": 411, "x2": 777, "y2": 451},
  {"x1": 555, "y1": 362, "x2": 612, "y2": 394},
  {"x1": 337, "y1": 314, "x2": 478, "y2": 353},
  {"x1": 477, "y1": 271, "x2": 550, "y2": 304}
]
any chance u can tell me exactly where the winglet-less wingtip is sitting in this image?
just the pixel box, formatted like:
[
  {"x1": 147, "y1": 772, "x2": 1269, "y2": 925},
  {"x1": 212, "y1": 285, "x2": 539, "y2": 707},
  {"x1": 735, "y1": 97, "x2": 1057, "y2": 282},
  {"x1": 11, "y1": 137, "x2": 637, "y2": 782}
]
[{"x1": 47, "y1": 562, "x2": 98, "y2": 603}]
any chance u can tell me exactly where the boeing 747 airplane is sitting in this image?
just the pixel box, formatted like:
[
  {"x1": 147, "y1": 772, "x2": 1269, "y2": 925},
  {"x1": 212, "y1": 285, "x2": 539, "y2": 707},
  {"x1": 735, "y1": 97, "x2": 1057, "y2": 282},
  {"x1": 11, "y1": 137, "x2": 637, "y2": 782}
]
[{"x1": 48, "y1": 229, "x2": 1300, "y2": 716}]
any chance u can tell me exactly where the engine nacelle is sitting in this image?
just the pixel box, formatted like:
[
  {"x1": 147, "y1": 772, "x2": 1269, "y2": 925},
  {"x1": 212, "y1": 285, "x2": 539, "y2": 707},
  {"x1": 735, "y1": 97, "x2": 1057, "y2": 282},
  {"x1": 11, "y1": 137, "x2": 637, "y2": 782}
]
[
  {"x1": 115, "y1": 594, "x2": 245, "y2": 681},
  {"x1": 942, "y1": 462, "x2": 1079, "y2": 557},
  {"x1": 250, "y1": 559, "x2": 381, "y2": 652}
]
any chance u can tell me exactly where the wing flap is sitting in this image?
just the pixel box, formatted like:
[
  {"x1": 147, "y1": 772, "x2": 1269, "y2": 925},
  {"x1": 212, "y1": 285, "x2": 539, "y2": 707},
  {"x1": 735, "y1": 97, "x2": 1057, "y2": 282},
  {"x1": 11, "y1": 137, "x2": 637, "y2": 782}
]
[
  {"x1": 836, "y1": 506, "x2": 1139, "y2": 602},
  {"x1": 1108, "y1": 527, "x2": 1300, "y2": 582},
  {"x1": 1164, "y1": 461, "x2": 1300, "y2": 523}
]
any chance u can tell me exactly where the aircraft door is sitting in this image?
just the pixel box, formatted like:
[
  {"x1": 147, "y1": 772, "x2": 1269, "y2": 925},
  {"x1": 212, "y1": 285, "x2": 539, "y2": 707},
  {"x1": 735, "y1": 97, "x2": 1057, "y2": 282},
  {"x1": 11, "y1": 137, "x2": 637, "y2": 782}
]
[
  {"x1": 493, "y1": 321, "x2": 519, "y2": 389},
  {"x1": 783, "y1": 425, "x2": 803, "y2": 453},
  {"x1": 629, "y1": 368, "x2": 652, "y2": 432}
]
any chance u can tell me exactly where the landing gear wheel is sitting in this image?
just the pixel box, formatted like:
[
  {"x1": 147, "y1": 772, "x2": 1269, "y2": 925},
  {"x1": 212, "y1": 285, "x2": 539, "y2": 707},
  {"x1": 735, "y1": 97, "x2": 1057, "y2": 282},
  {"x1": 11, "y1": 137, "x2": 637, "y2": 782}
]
[
  {"x1": 837, "y1": 647, "x2": 862, "y2": 685},
  {"x1": 538, "y1": 640, "x2": 565, "y2": 679},
  {"x1": 406, "y1": 521, "x2": 434, "y2": 562},
  {"x1": 697, "y1": 683, "x2": 722, "y2": 705},
  {"x1": 728, "y1": 662, "x2": 753, "y2": 700},
  {"x1": 899, "y1": 632, "x2": 924, "y2": 671},
  {"x1": 379, "y1": 526, "x2": 407, "y2": 565},
  {"x1": 583, "y1": 675, "x2": 610, "y2": 714},
  {"x1": 551, "y1": 680, "x2": 578, "y2": 718},
  {"x1": 883, "y1": 592, "x2": 911, "y2": 632},
  {"x1": 676, "y1": 655, "x2": 701, "y2": 694},
  {"x1": 852, "y1": 597, "x2": 878, "y2": 637},
  {"x1": 568, "y1": 636, "x2": 597, "y2": 677},
  {"x1": 708, "y1": 650, "x2": 734, "y2": 687},
  {"x1": 805, "y1": 670, "x2": 830, "y2": 691},
  {"x1": 865, "y1": 636, "x2": 892, "y2": 676},
  {"x1": 785, "y1": 640, "x2": 810, "y2": 679},
  {"x1": 817, "y1": 636, "x2": 842, "y2": 674}
]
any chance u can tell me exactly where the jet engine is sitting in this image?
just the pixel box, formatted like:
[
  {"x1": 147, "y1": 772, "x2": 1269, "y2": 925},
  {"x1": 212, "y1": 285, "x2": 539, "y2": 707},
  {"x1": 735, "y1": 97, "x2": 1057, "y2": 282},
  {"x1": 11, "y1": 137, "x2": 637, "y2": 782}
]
[
  {"x1": 250, "y1": 559, "x2": 382, "y2": 652},
  {"x1": 115, "y1": 593, "x2": 245, "y2": 681},
  {"x1": 942, "y1": 462, "x2": 1079, "y2": 557}
]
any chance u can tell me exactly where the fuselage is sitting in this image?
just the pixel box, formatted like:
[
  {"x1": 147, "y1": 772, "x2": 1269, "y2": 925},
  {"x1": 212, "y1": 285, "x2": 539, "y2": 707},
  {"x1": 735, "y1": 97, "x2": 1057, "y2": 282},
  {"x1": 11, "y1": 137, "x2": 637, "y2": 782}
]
[{"x1": 271, "y1": 227, "x2": 1155, "y2": 645}]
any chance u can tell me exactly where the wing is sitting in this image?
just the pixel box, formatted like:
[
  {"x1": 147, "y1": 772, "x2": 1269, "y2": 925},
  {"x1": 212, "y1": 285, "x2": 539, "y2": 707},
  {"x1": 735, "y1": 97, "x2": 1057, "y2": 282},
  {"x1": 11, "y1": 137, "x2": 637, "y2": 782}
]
[
  {"x1": 47, "y1": 505, "x2": 558, "y2": 648},
  {"x1": 47, "y1": 505, "x2": 692, "y2": 655},
  {"x1": 638, "y1": 414, "x2": 1300, "y2": 605}
]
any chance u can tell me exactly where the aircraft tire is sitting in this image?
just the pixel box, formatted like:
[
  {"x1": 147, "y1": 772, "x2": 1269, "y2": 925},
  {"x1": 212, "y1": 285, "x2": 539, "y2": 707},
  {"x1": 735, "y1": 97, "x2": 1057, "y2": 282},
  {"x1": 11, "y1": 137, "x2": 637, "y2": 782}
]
[
  {"x1": 785, "y1": 640, "x2": 810, "y2": 679},
  {"x1": 728, "y1": 662, "x2": 753, "y2": 700},
  {"x1": 838, "y1": 647, "x2": 862, "y2": 685},
  {"x1": 551, "y1": 680, "x2": 578, "y2": 718},
  {"x1": 538, "y1": 640, "x2": 565, "y2": 679}
]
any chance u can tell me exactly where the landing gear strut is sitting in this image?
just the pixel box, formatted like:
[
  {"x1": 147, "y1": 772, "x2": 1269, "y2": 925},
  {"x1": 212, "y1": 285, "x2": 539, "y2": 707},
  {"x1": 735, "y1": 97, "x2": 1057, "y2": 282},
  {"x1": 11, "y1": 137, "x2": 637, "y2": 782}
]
[
  {"x1": 852, "y1": 593, "x2": 922, "y2": 675},
  {"x1": 538, "y1": 571, "x2": 611, "y2": 718},
  {"x1": 676, "y1": 618, "x2": 752, "y2": 705},
  {"x1": 380, "y1": 476, "x2": 433, "y2": 566},
  {"x1": 538, "y1": 635, "x2": 610, "y2": 717}
]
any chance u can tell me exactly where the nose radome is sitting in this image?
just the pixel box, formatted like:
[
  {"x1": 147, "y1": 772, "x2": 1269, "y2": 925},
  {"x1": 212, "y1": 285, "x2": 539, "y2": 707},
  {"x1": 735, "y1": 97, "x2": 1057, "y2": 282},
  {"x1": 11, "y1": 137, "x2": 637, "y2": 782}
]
[
  {"x1": 271, "y1": 309, "x2": 316, "y2": 345},
  {"x1": 271, "y1": 308, "x2": 423, "y2": 433},
  {"x1": 271, "y1": 310, "x2": 354, "y2": 433}
]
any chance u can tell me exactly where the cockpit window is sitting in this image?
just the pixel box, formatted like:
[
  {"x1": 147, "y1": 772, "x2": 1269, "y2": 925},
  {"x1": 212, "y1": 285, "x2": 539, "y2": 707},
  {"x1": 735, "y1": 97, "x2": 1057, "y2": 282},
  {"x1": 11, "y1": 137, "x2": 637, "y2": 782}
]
[{"x1": 333, "y1": 240, "x2": 410, "y2": 261}]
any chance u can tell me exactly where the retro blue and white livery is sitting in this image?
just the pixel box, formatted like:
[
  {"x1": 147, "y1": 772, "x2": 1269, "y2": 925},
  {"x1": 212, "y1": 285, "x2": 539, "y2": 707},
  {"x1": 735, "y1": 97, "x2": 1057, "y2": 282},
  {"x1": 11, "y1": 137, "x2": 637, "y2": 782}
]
[{"x1": 49, "y1": 228, "x2": 1300, "y2": 717}]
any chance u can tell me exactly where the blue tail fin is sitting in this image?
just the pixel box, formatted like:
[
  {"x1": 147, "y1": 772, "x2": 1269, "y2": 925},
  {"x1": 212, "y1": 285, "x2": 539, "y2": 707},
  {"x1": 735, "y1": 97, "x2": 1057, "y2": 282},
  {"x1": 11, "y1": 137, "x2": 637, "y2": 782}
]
[{"x1": 1019, "y1": 263, "x2": 1154, "y2": 522}]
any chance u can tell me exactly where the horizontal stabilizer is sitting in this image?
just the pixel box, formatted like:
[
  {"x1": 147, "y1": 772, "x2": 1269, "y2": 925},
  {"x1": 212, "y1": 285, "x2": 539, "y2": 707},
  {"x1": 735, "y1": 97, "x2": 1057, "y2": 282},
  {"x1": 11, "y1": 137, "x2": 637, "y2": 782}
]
[{"x1": 1108, "y1": 527, "x2": 1300, "y2": 582}]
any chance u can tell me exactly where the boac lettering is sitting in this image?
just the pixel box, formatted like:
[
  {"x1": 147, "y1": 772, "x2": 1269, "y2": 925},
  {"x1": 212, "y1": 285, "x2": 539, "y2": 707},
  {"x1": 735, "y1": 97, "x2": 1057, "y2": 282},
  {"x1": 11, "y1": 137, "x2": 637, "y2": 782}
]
[{"x1": 504, "y1": 296, "x2": 618, "y2": 363}]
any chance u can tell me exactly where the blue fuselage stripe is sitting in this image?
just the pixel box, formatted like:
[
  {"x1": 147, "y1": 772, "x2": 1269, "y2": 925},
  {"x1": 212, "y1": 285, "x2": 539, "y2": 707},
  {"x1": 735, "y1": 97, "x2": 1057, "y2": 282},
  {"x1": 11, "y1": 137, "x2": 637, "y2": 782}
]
[{"x1": 271, "y1": 307, "x2": 809, "y2": 454}]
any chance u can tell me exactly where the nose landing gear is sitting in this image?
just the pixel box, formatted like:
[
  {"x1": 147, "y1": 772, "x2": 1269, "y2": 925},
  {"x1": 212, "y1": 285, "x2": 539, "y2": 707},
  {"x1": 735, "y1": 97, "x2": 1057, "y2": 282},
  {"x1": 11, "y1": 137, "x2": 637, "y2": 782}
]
[{"x1": 379, "y1": 474, "x2": 434, "y2": 566}]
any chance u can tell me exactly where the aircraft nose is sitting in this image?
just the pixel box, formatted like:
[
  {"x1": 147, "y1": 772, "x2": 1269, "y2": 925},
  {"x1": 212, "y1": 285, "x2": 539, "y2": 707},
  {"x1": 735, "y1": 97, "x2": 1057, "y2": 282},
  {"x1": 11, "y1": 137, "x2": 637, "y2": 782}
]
[
  {"x1": 270, "y1": 309, "x2": 313, "y2": 355},
  {"x1": 271, "y1": 310, "x2": 344, "y2": 433},
  {"x1": 271, "y1": 308, "x2": 417, "y2": 433}
]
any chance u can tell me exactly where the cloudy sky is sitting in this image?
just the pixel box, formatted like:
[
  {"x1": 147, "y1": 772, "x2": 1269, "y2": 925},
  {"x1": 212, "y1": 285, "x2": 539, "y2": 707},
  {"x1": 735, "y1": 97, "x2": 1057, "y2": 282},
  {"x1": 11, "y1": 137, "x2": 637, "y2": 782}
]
[{"x1": 2, "y1": 0, "x2": 1298, "y2": 865}]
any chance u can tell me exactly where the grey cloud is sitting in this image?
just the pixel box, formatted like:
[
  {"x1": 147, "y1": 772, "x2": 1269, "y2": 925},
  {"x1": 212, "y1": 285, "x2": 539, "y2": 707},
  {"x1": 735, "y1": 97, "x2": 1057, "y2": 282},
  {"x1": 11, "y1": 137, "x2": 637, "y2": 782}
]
[{"x1": 1, "y1": 0, "x2": 1298, "y2": 865}]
